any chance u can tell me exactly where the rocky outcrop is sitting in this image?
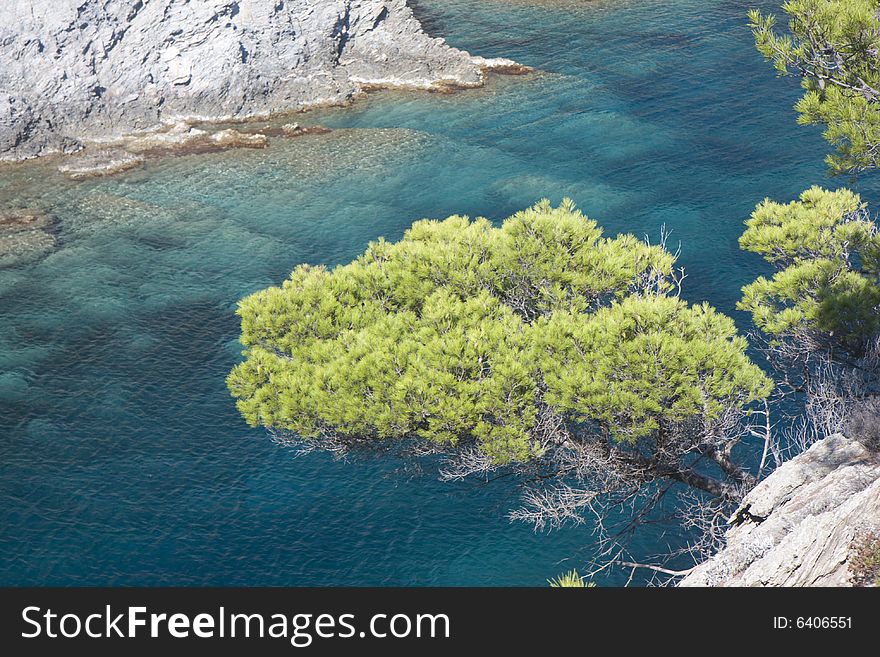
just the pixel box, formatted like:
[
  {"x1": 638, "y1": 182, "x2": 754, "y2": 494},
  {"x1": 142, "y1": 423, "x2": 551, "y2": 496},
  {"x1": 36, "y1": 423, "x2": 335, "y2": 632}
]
[
  {"x1": 54, "y1": 120, "x2": 337, "y2": 178},
  {"x1": 0, "y1": 0, "x2": 525, "y2": 161},
  {"x1": 57, "y1": 148, "x2": 145, "y2": 180},
  {"x1": 679, "y1": 434, "x2": 880, "y2": 587}
]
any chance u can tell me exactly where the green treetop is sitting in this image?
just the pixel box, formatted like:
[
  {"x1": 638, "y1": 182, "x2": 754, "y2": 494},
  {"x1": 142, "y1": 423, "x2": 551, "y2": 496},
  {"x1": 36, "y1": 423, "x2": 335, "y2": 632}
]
[
  {"x1": 751, "y1": 0, "x2": 880, "y2": 173},
  {"x1": 739, "y1": 186, "x2": 880, "y2": 354},
  {"x1": 229, "y1": 201, "x2": 772, "y2": 525}
]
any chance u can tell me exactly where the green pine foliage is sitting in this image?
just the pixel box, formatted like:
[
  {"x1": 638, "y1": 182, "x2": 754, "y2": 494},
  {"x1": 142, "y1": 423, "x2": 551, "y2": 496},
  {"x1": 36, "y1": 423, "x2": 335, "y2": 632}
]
[
  {"x1": 228, "y1": 200, "x2": 771, "y2": 469},
  {"x1": 750, "y1": 1, "x2": 880, "y2": 173},
  {"x1": 739, "y1": 186, "x2": 880, "y2": 352},
  {"x1": 548, "y1": 570, "x2": 595, "y2": 587}
]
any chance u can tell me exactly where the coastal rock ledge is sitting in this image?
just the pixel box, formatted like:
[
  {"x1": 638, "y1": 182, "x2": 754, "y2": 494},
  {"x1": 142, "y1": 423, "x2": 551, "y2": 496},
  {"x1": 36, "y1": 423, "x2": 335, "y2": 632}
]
[
  {"x1": 0, "y1": 0, "x2": 526, "y2": 161},
  {"x1": 679, "y1": 434, "x2": 880, "y2": 587}
]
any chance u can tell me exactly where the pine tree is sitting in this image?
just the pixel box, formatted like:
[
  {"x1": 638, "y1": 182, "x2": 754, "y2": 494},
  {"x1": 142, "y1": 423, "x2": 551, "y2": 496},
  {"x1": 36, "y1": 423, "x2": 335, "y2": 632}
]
[
  {"x1": 751, "y1": 0, "x2": 880, "y2": 173},
  {"x1": 739, "y1": 186, "x2": 880, "y2": 354},
  {"x1": 228, "y1": 201, "x2": 772, "y2": 528}
]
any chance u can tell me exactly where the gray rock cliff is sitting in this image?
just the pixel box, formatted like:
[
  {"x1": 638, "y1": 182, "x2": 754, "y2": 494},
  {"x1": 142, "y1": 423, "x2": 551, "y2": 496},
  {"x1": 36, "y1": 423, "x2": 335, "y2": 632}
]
[
  {"x1": 0, "y1": 0, "x2": 517, "y2": 160},
  {"x1": 679, "y1": 434, "x2": 880, "y2": 587}
]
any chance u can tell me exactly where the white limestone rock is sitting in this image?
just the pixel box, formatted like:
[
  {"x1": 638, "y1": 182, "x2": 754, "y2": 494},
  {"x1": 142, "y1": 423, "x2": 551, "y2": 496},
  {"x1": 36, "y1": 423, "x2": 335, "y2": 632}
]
[
  {"x1": 0, "y1": 0, "x2": 511, "y2": 161},
  {"x1": 679, "y1": 435, "x2": 880, "y2": 587}
]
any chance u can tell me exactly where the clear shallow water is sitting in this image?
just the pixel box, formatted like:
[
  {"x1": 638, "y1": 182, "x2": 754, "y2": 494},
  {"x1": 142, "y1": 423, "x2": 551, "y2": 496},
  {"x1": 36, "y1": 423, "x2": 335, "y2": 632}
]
[{"x1": 1, "y1": 0, "x2": 873, "y2": 586}]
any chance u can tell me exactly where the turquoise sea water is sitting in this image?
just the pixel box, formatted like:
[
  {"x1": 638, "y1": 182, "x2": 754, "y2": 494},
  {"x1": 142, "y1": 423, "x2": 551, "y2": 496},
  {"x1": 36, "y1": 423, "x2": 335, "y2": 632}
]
[{"x1": 0, "y1": 0, "x2": 871, "y2": 585}]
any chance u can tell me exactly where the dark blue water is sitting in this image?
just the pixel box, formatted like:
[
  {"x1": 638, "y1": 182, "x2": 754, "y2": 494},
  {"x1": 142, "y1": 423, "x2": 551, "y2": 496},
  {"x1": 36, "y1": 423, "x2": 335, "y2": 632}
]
[{"x1": 1, "y1": 0, "x2": 872, "y2": 585}]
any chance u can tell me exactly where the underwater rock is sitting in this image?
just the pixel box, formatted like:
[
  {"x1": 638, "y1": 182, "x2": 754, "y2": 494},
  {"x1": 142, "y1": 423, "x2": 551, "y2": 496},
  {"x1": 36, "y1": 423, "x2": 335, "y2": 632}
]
[
  {"x1": 57, "y1": 148, "x2": 145, "y2": 180},
  {"x1": 123, "y1": 124, "x2": 268, "y2": 157},
  {"x1": 280, "y1": 124, "x2": 333, "y2": 138},
  {"x1": 0, "y1": 208, "x2": 56, "y2": 267},
  {"x1": 0, "y1": 208, "x2": 52, "y2": 232},
  {"x1": 55, "y1": 123, "x2": 277, "y2": 179}
]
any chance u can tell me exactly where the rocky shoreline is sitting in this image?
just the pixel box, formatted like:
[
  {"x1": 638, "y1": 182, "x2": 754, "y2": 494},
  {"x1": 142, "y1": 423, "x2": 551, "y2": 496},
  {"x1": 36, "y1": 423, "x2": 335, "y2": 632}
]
[
  {"x1": 54, "y1": 120, "x2": 339, "y2": 179},
  {"x1": 679, "y1": 434, "x2": 880, "y2": 587},
  {"x1": 0, "y1": 0, "x2": 530, "y2": 166}
]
